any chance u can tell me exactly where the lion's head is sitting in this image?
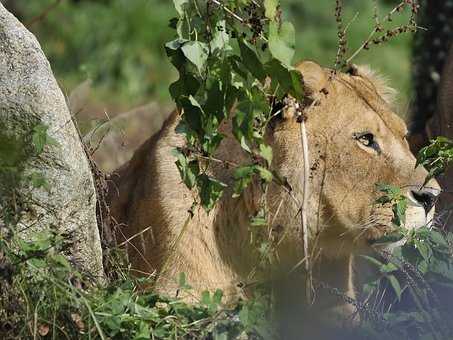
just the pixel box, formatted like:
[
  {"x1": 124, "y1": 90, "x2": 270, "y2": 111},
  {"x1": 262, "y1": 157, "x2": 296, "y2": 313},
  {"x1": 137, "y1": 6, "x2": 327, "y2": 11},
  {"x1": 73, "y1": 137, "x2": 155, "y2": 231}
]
[
  {"x1": 259, "y1": 62, "x2": 442, "y2": 332},
  {"x1": 266, "y1": 61, "x2": 440, "y2": 266}
]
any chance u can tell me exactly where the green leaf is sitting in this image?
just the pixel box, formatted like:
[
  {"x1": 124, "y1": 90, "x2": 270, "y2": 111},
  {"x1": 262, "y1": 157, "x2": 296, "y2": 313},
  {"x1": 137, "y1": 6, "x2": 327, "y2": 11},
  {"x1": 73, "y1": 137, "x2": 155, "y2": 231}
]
[
  {"x1": 201, "y1": 290, "x2": 211, "y2": 305},
  {"x1": 233, "y1": 166, "x2": 255, "y2": 197},
  {"x1": 134, "y1": 321, "x2": 151, "y2": 340},
  {"x1": 393, "y1": 198, "x2": 407, "y2": 226},
  {"x1": 52, "y1": 254, "x2": 71, "y2": 270},
  {"x1": 213, "y1": 289, "x2": 223, "y2": 305},
  {"x1": 429, "y1": 230, "x2": 449, "y2": 248},
  {"x1": 264, "y1": 0, "x2": 279, "y2": 19},
  {"x1": 251, "y1": 216, "x2": 267, "y2": 227},
  {"x1": 380, "y1": 262, "x2": 398, "y2": 274},
  {"x1": 169, "y1": 73, "x2": 200, "y2": 100},
  {"x1": 205, "y1": 80, "x2": 225, "y2": 122},
  {"x1": 376, "y1": 183, "x2": 401, "y2": 198},
  {"x1": 372, "y1": 232, "x2": 404, "y2": 245},
  {"x1": 416, "y1": 136, "x2": 453, "y2": 180},
  {"x1": 198, "y1": 174, "x2": 227, "y2": 211},
  {"x1": 181, "y1": 41, "x2": 209, "y2": 75},
  {"x1": 259, "y1": 144, "x2": 273, "y2": 166},
  {"x1": 289, "y1": 69, "x2": 305, "y2": 101},
  {"x1": 165, "y1": 38, "x2": 189, "y2": 70},
  {"x1": 363, "y1": 279, "x2": 380, "y2": 297},
  {"x1": 429, "y1": 256, "x2": 453, "y2": 281},
  {"x1": 211, "y1": 20, "x2": 230, "y2": 52},
  {"x1": 238, "y1": 39, "x2": 266, "y2": 82},
  {"x1": 239, "y1": 305, "x2": 250, "y2": 327},
  {"x1": 415, "y1": 240, "x2": 431, "y2": 261},
  {"x1": 173, "y1": 0, "x2": 189, "y2": 16},
  {"x1": 178, "y1": 272, "x2": 187, "y2": 288},
  {"x1": 361, "y1": 255, "x2": 384, "y2": 268},
  {"x1": 172, "y1": 149, "x2": 199, "y2": 189},
  {"x1": 387, "y1": 274, "x2": 403, "y2": 301},
  {"x1": 269, "y1": 21, "x2": 295, "y2": 66},
  {"x1": 233, "y1": 110, "x2": 253, "y2": 153},
  {"x1": 265, "y1": 59, "x2": 303, "y2": 100},
  {"x1": 255, "y1": 166, "x2": 273, "y2": 182},
  {"x1": 32, "y1": 123, "x2": 56, "y2": 155},
  {"x1": 179, "y1": 96, "x2": 204, "y2": 135}
]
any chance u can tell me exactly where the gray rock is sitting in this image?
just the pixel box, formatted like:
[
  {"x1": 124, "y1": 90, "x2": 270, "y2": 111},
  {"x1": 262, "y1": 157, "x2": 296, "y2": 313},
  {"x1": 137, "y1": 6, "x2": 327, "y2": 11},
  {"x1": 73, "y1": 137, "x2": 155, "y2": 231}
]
[{"x1": 0, "y1": 4, "x2": 104, "y2": 279}]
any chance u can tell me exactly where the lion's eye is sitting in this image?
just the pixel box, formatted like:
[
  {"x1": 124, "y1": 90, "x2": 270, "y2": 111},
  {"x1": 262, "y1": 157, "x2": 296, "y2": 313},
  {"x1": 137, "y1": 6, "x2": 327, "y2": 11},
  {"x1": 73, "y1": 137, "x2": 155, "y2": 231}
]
[
  {"x1": 358, "y1": 133, "x2": 374, "y2": 146},
  {"x1": 353, "y1": 132, "x2": 380, "y2": 152}
]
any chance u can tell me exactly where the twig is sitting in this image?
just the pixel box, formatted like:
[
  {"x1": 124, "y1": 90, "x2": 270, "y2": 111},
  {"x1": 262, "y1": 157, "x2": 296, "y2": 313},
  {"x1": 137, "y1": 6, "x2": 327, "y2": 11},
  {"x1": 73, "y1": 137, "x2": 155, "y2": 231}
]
[
  {"x1": 209, "y1": 0, "x2": 268, "y2": 42},
  {"x1": 334, "y1": 0, "x2": 347, "y2": 71},
  {"x1": 346, "y1": 27, "x2": 378, "y2": 64},
  {"x1": 26, "y1": 0, "x2": 62, "y2": 28},
  {"x1": 210, "y1": 0, "x2": 244, "y2": 23},
  {"x1": 118, "y1": 226, "x2": 153, "y2": 247},
  {"x1": 346, "y1": 0, "x2": 419, "y2": 65}
]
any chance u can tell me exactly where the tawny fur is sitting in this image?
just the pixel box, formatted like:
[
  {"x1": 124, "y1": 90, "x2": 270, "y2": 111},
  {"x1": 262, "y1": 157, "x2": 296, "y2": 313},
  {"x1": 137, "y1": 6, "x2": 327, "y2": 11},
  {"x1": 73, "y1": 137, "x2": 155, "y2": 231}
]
[{"x1": 108, "y1": 61, "x2": 439, "y2": 320}]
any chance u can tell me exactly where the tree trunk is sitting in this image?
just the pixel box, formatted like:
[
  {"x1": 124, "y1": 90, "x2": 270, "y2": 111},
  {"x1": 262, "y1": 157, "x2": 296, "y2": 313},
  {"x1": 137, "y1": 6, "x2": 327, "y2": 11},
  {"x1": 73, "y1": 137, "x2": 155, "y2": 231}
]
[
  {"x1": 0, "y1": 4, "x2": 104, "y2": 279},
  {"x1": 409, "y1": 0, "x2": 453, "y2": 151},
  {"x1": 409, "y1": 0, "x2": 453, "y2": 226}
]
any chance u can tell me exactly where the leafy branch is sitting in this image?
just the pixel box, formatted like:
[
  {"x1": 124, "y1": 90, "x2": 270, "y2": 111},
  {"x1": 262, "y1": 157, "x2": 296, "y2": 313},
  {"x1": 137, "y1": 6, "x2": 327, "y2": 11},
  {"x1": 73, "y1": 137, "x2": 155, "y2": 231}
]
[
  {"x1": 167, "y1": 0, "x2": 303, "y2": 211},
  {"x1": 417, "y1": 136, "x2": 453, "y2": 181}
]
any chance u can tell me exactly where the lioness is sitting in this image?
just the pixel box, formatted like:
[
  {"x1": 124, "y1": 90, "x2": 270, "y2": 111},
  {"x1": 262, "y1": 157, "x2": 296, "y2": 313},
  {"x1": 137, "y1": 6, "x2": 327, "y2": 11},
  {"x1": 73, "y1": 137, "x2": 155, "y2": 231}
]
[{"x1": 108, "y1": 61, "x2": 440, "y2": 329}]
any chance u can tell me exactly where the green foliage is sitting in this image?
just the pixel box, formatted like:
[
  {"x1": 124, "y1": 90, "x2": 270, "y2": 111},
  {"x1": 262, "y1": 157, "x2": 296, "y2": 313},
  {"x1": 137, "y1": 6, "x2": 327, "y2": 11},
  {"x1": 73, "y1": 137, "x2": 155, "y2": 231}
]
[
  {"x1": 0, "y1": 121, "x2": 55, "y2": 224},
  {"x1": 0, "y1": 229, "x2": 273, "y2": 339},
  {"x1": 166, "y1": 0, "x2": 303, "y2": 211},
  {"x1": 268, "y1": 21, "x2": 296, "y2": 66},
  {"x1": 417, "y1": 136, "x2": 453, "y2": 181},
  {"x1": 31, "y1": 123, "x2": 57, "y2": 155},
  {"x1": 356, "y1": 139, "x2": 453, "y2": 339},
  {"x1": 0, "y1": 119, "x2": 272, "y2": 339},
  {"x1": 376, "y1": 183, "x2": 408, "y2": 227},
  {"x1": 358, "y1": 225, "x2": 453, "y2": 340}
]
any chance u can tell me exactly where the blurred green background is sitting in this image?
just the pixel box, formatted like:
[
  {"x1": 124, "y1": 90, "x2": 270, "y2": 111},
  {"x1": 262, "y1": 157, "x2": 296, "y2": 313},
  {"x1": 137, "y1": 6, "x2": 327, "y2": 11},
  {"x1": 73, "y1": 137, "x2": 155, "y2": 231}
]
[
  {"x1": 3, "y1": 0, "x2": 414, "y2": 170},
  {"x1": 10, "y1": 0, "x2": 412, "y2": 107}
]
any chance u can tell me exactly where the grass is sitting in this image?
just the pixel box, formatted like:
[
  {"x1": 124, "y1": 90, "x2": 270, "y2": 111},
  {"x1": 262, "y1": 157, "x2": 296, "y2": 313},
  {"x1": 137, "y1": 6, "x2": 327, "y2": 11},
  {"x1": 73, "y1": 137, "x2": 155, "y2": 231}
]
[{"x1": 0, "y1": 232, "x2": 273, "y2": 339}]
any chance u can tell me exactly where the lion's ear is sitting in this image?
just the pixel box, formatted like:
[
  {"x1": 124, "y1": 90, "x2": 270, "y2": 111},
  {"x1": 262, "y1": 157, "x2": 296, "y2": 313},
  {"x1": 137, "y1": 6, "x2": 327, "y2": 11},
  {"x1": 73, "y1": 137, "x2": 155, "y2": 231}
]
[
  {"x1": 295, "y1": 61, "x2": 328, "y2": 96},
  {"x1": 271, "y1": 61, "x2": 327, "y2": 123}
]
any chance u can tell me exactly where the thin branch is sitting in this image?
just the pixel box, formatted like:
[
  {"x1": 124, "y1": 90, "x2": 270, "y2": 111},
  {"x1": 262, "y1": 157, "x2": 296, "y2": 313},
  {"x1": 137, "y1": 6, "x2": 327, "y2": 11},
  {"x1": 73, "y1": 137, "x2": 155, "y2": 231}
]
[
  {"x1": 346, "y1": 27, "x2": 378, "y2": 64},
  {"x1": 26, "y1": 0, "x2": 62, "y2": 28},
  {"x1": 210, "y1": 0, "x2": 244, "y2": 23},
  {"x1": 209, "y1": 0, "x2": 268, "y2": 42},
  {"x1": 117, "y1": 226, "x2": 153, "y2": 247},
  {"x1": 346, "y1": 0, "x2": 419, "y2": 65}
]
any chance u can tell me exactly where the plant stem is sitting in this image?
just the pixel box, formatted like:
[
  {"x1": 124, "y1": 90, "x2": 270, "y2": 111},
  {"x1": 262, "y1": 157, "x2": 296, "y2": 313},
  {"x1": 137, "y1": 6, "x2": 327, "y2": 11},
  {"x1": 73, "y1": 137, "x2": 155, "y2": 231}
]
[
  {"x1": 210, "y1": 0, "x2": 244, "y2": 23},
  {"x1": 300, "y1": 116, "x2": 312, "y2": 302}
]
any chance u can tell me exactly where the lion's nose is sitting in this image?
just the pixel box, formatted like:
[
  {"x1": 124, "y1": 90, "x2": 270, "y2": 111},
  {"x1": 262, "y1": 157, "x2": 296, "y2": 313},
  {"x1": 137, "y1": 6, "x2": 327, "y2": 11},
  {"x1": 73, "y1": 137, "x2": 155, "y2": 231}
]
[{"x1": 411, "y1": 190, "x2": 438, "y2": 214}]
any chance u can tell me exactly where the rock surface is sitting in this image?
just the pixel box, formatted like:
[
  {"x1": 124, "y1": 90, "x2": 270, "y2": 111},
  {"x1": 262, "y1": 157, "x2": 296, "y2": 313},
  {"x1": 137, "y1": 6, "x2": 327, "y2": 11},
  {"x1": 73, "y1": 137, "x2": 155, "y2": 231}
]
[{"x1": 0, "y1": 4, "x2": 104, "y2": 278}]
